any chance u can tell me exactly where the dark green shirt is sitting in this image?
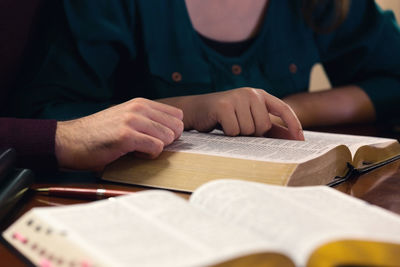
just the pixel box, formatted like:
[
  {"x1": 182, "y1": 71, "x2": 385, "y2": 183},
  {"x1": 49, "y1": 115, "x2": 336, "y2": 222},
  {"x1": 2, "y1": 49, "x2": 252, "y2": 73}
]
[{"x1": 11, "y1": 0, "x2": 400, "y2": 122}]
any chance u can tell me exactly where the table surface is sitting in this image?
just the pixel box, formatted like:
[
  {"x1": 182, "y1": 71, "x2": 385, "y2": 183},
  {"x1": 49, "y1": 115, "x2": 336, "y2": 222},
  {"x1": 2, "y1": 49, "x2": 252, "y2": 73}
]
[{"x1": 1, "y1": 124, "x2": 400, "y2": 266}]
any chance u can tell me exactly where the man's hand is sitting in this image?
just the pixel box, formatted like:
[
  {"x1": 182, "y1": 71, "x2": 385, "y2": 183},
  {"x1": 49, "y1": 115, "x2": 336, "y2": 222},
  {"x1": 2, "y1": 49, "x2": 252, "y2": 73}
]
[
  {"x1": 159, "y1": 88, "x2": 304, "y2": 140},
  {"x1": 55, "y1": 98, "x2": 184, "y2": 171}
]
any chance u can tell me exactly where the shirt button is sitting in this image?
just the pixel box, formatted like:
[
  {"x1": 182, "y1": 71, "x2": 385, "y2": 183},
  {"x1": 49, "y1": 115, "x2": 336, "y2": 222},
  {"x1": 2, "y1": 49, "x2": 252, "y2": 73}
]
[
  {"x1": 289, "y1": 63, "x2": 298, "y2": 74},
  {"x1": 232, "y1": 64, "x2": 242, "y2": 75},
  {"x1": 172, "y1": 72, "x2": 182, "y2": 82}
]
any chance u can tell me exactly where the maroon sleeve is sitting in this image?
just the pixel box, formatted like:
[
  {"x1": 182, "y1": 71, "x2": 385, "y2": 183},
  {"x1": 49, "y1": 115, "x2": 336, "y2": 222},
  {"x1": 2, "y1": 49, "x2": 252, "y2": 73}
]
[{"x1": 0, "y1": 118, "x2": 58, "y2": 170}]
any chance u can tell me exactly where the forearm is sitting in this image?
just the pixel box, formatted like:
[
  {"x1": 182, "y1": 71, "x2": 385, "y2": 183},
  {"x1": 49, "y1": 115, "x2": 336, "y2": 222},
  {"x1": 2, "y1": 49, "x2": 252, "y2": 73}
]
[{"x1": 283, "y1": 86, "x2": 376, "y2": 128}]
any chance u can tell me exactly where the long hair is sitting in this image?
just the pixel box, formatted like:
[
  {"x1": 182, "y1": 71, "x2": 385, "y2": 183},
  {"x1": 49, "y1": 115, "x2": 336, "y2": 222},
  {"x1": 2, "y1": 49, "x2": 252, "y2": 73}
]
[{"x1": 302, "y1": 0, "x2": 351, "y2": 33}]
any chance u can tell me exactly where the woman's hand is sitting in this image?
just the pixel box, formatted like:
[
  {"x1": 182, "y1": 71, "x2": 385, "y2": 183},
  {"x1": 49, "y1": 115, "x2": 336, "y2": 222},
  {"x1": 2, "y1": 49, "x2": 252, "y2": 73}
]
[
  {"x1": 159, "y1": 88, "x2": 304, "y2": 140},
  {"x1": 55, "y1": 98, "x2": 184, "y2": 171}
]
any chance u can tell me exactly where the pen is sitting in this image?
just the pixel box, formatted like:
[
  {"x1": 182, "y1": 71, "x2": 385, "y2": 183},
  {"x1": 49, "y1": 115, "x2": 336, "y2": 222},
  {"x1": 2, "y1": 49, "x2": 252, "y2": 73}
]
[{"x1": 35, "y1": 187, "x2": 132, "y2": 199}]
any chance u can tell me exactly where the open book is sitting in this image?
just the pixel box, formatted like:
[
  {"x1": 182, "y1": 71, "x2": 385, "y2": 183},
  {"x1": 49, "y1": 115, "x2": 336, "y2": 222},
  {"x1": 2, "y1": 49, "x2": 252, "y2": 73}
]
[
  {"x1": 3, "y1": 179, "x2": 400, "y2": 267},
  {"x1": 102, "y1": 130, "x2": 400, "y2": 192}
]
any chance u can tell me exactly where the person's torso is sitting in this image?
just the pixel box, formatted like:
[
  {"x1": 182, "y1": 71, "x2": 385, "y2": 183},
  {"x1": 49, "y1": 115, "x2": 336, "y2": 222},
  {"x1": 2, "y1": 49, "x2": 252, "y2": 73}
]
[{"x1": 117, "y1": 0, "x2": 321, "y2": 101}]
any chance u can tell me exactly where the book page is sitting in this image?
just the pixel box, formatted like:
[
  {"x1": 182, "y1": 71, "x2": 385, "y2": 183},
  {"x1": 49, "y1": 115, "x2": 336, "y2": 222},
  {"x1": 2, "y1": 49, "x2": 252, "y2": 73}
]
[
  {"x1": 165, "y1": 130, "x2": 340, "y2": 163},
  {"x1": 164, "y1": 130, "x2": 396, "y2": 163},
  {"x1": 303, "y1": 131, "x2": 396, "y2": 157},
  {"x1": 32, "y1": 191, "x2": 282, "y2": 267},
  {"x1": 190, "y1": 179, "x2": 400, "y2": 266}
]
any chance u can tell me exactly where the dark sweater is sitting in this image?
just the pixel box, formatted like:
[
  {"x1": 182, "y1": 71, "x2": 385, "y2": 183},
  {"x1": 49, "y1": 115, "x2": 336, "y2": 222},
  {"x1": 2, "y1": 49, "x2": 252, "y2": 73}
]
[
  {"x1": 0, "y1": 0, "x2": 58, "y2": 170},
  {"x1": 0, "y1": 118, "x2": 57, "y2": 170},
  {"x1": 9, "y1": 0, "x2": 400, "y2": 123}
]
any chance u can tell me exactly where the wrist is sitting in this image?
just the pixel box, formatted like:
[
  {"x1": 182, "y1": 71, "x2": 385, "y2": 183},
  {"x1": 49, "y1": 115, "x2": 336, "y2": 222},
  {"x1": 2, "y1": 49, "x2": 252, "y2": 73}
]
[
  {"x1": 55, "y1": 120, "x2": 78, "y2": 170},
  {"x1": 157, "y1": 95, "x2": 199, "y2": 130}
]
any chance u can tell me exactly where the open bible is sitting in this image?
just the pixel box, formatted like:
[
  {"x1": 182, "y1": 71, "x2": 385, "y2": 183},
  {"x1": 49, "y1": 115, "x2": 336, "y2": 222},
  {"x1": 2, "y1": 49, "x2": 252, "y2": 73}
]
[
  {"x1": 3, "y1": 179, "x2": 400, "y2": 267},
  {"x1": 102, "y1": 130, "x2": 400, "y2": 192}
]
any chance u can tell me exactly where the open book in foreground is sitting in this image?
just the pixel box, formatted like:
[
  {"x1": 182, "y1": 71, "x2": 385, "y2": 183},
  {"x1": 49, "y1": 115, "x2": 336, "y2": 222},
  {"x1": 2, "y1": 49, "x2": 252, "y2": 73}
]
[
  {"x1": 103, "y1": 130, "x2": 400, "y2": 192},
  {"x1": 3, "y1": 179, "x2": 400, "y2": 267}
]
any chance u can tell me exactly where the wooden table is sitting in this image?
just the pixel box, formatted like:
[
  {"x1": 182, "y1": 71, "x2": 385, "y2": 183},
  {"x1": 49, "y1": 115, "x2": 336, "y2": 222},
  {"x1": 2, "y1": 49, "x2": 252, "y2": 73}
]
[{"x1": 1, "y1": 124, "x2": 400, "y2": 266}]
